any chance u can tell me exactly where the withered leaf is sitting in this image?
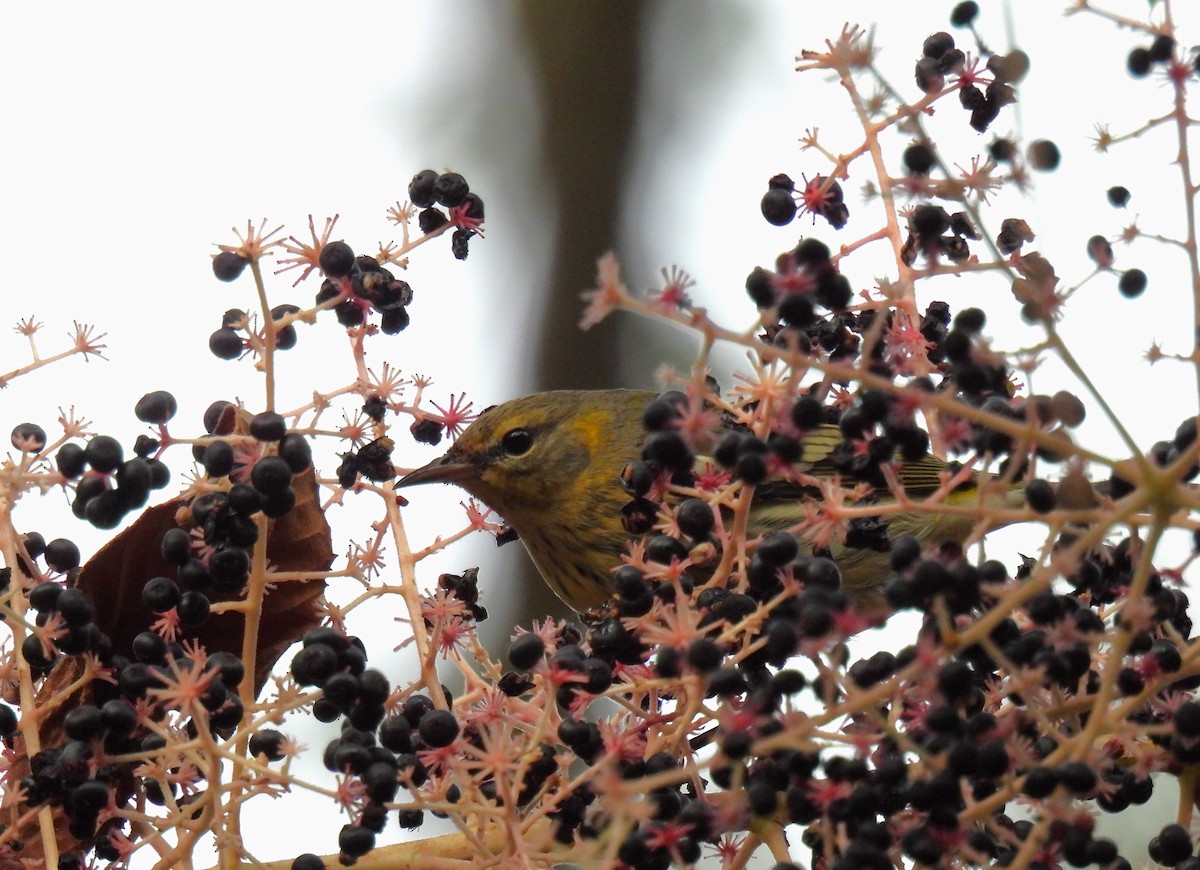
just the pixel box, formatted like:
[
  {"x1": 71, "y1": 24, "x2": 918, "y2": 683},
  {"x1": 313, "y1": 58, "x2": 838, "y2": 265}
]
[{"x1": 78, "y1": 445, "x2": 334, "y2": 694}]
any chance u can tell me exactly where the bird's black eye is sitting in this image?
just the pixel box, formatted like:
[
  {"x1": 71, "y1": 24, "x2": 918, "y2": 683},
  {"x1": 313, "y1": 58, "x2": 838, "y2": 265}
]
[{"x1": 501, "y1": 428, "x2": 533, "y2": 456}]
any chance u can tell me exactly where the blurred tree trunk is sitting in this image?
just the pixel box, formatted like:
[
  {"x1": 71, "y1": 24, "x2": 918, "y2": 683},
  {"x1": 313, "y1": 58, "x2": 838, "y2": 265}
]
[{"x1": 517, "y1": 0, "x2": 644, "y2": 390}]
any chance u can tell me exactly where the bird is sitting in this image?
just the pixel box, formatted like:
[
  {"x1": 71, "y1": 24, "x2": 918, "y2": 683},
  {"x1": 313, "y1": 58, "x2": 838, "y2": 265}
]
[{"x1": 396, "y1": 389, "x2": 1023, "y2": 614}]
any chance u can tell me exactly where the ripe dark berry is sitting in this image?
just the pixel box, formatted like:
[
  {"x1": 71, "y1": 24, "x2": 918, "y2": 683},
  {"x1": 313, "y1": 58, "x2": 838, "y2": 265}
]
[
  {"x1": 408, "y1": 169, "x2": 438, "y2": 208},
  {"x1": 675, "y1": 498, "x2": 714, "y2": 539},
  {"x1": 1107, "y1": 185, "x2": 1131, "y2": 207},
  {"x1": 1024, "y1": 479, "x2": 1056, "y2": 513},
  {"x1": 1087, "y1": 235, "x2": 1114, "y2": 268},
  {"x1": 279, "y1": 434, "x2": 313, "y2": 472},
  {"x1": 141, "y1": 576, "x2": 180, "y2": 612},
  {"x1": 11, "y1": 423, "x2": 46, "y2": 453},
  {"x1": 791, "y1": 396, "x2": 825, "y2": 430},
  {"x1": 461, "y1": 192, "x2": 485, "y2": 220},
  {"x1": 418, "y1": 207, "x2": 448, "y2": 234},
  {"x1": 1022, "y1": 765, "x2": 1058, "y2": 798},
  {"x1": 508, "y1": 633, "x2": 546, "y2": 671},
  {"x1": 56, "y1": 587, "x2": 93, "y2": 626},
  {"x1": 1027, "y1": 139, "x2": 1060, "y2": 171},
  {"x1": 1127, "y1": 46, "x2": 1152, "y2": 77},
  {"x1": 44, "y1": 538, "x2": 81, "y2": 572},
  {"x1": 202, "y1": 440, "x2": 234, "y2": 477},
  {"x1": 82, "y1": 435, "x2": 122, "y2": 474},
  {"x1": 30, "y1": 581, "x2": 62, "y2": 612},
  {"x1": 134, "y1": 391, "x2": 178, "y2": 425},
  {"x1": 248, "y1": 729, "x2": 287, "y2": 761},
  {"x1": 745, "y1": 267, "x2": 775, "y2": 308},
  {"x1": 338, "y1": 824, "x2": 375, "y2": 859},
  {"x1": 204, "y1": 400, "x2": 236, "y2": 435},
  {"x1": 903, "y1": 143, "x2": 936, "y2": 175},
  {"x1": 735, "y1": 450, "x2": 768, "y2": 485},
  {"x1": 912, "y1": 205, "x2": 948, "y2": 241},
  {"x1": 778, "y1": 292, "x2": 815, "y2": 327},
  {"x1": 63, "y1": 704, "x2": 104, "y2": 741},
  {"x1": 84, "y1": 490, "x2": 126, "y2": 529},
  {"x1": 451, "y1": 229, "x2": 473, "y2": 260},
  {"x1": 1057, "y1": 761, "x2": 1097, "y2": 794},
  {"x1": 100, "y1": 699, "x2": 137, "y2": 737},
  {"x1": 949, "y1": 1, "x2": 979, "y2": 26},
  {"x1": 198, "y1": 652, "x2": 242, "y2": 690},
  {"x1": 161, "y1": 527, "x2": 191, "y2": 565},
  {"x1": 1155, "y1": 824, "x2": 1193, "y2": 865},
  {"x1": 249, "y1": 412, "x2": 287, "y2": 442},
  {"x1": 380, "y1": 305, "x2": 411, "y2": 335},
  {"x1": 433, "y1": 172, "x2": 469, "y2": 207},
  {"x1": 761, "y1": 188, "x2": 797, "y2": 226},
  {"x1": 318, "y1": 241, "x2": 355, "y2": 279},
  {"x1": 1149, "y1": 34, "x2": 1175, "y2": 63},
  {"x1": 57, "y1": 443, "x2": 86, "y2": 478},
  {"x1": 642, "y1": 392, "x2": 687, "y2": 431},
  {"x1": 922, "y1": 32, "x2": 955, "y2": 59},
  {"x1": 758, "y1": 530, "x2": 799, "y2": 567},
  {"x1": 212, "y1": 250, "x2": 250, "y2": 281},
  {"x1": 251, "y1": 456, "x2": 293, "y2": 495},
  {"x1": 0, "y1": 704, "x2": 17, "y2": 738},
  {"x1": 271, "y1": 304, "x2": 300, "y2": 351},
  {"x1": 397, "y1": 808, "x2": 424, "y2": 829},
  {"x1": 1118, "y1": 268, "x2": 1147, "y2": 298},
  {"x1": 1176, "y1": 701, "x2": 1200, "y2": 737},
  {"x1": 209, "y1": 547, "x2": 250, "y2": 591},
  {"x1": 291, "y1": 643, "x2": 339, "y2": 686},
  {"x1": 290, "y1": 849, "x2": 324, "y2": 868},
  {"x1": 410, "y1": 419, "x2": 443, "y2": 446},
  {"x1": 687, "y1": 639, "x2": 723, "y2": 672},
  {"x1": 209, "y1": 327, "x2": 244, "y2": 360},
  {"x1": 641, "y1": 429, "x2": 692, "y2": 473},
  {"x1": 262, "y1": 487, "x2": 296, "y2": 518},
  {"x1": 815, "y1": 272, "x2": 852, "y2": 310},
  {"x1": 132, "y1": 630, "x2": 166, "y2": 662},
  {"x1": 989, "y1": 137, "x2": 1016, "y2": 162},
  {"x1": 794, "y1": 237, "x2": 831, "y2": 265},
  {"x1": 177, "y1": 591, "x2": 211, "y2": 627},
  {"x1": 418, "y1": 709, "x2": 460, "y2": 747},
  {"x1": 228, "y1": 483, "x2": 265, "y2": 516},
  {"x1": 378, "y1": 716, "x2": 413, "y2": 754},
  {"x1": 363, "y1": 761, "x2": 399, "y2": 803},
  {"x1": 1152, "y1": 638, "x2": 1183, "y2": 672}
]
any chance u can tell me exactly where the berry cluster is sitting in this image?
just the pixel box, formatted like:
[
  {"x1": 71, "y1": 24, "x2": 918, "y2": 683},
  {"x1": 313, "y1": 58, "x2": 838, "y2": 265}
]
[
  {"x1": 406, "y1": 169, "x2": 484, "y2": 261},
  {"x1": 900, "y1": 203, "x2": 981, "y2": 265},
  {"x1": 1126, "y1": 33, "x2": 1179, "y2": 78},
  {"x1": 1085, "y1": 184, "x2": 1151, "y2": 300},
  {"x1": 13, "y1": 533, "x2": 248, "y2": 860},
  {"x1": 913, "y1": 29, "x2": 1018, "y2": 133},
  {"x1": 23, "y1": 537, "x2": 103, "y2": 674},
  {"x1": 336, "y1": 436, "x2": 396, "y2": 487},
  {"x1": 288, "y1": 570, "x2": 486, "y2": 862},
  {"x1": 759, "y1": 174, "x2": 849, "y2": 230},
  {"x1": 195, "y1": 401, "x2": 313, "y2": 519},
  {"x1": 744, "y1": 237, "x2": 853, "y2": 331},
  {"x1": 315, "y1": 245, "x2": 414, "y2": 335},
  {"x1": 54, "y1": 396, "x2": 173, "y2": 529},
  {"x1": 209, "y1": 304, "x2": 302, "y2": 360}
]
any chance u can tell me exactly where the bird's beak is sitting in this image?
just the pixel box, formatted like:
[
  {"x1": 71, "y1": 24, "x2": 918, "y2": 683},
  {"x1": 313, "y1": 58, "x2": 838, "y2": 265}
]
[{"x1": 395, "y1": 451, "x2": 473, "y2": 488}]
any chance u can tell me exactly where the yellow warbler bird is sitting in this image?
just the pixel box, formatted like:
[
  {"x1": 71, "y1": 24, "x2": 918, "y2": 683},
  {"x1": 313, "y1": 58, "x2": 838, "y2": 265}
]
[{"x1": 397, "y1": 389, "x2": 1019, "y2": 613}]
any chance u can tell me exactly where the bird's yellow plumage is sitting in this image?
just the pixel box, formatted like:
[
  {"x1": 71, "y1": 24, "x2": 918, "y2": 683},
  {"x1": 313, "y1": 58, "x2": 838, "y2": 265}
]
[{"x1": 398, "y1": 389, "x2": 1022, "y2": 613}]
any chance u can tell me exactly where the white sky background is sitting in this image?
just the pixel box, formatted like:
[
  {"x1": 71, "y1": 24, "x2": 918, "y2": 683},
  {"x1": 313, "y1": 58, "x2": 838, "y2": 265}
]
[{"x1": 1, "y1": 0, "x2": 1198, "y2": 865}]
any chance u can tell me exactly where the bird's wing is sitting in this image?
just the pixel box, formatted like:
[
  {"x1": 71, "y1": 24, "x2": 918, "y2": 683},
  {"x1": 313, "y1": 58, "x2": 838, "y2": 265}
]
[{"x1": 694, "y1": 422, "x2": 953, "y2": 503}]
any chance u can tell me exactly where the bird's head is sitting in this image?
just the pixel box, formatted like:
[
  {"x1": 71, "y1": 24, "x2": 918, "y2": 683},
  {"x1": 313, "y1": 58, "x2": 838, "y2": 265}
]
[{"x1": 396, "y1": 389, "x2": 653, "y2": 525}]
